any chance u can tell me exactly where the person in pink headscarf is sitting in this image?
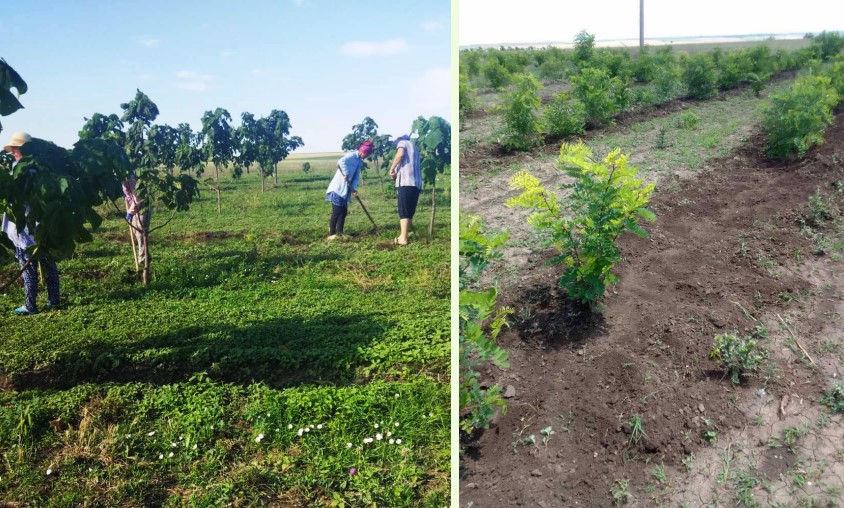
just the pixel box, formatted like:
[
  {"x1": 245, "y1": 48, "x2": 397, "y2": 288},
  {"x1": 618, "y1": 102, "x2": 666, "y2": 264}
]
[{"x1": 324, "y1": 141, "x2": 372, "y2": 239}]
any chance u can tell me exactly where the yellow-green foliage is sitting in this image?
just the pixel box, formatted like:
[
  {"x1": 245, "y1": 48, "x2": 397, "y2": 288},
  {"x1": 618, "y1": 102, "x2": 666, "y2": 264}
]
[{"x1": 506, "y1": 142, "x2": 654, "y2": 304}]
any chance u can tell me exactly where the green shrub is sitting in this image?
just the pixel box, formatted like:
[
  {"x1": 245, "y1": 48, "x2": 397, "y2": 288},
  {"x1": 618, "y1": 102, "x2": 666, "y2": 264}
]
[
  {"x1": 677, "y1": 111, "x2": 700, "y2": 130},
  {"x1": 459, "y1": 74, "x2": 476, "y2": 122},
  {"x1": 763, "y1": 74, "x2": 839, "y2": 159},
  {"x1": 462, "y1": 50, "x2": 483, "y2": 79},
  {"x1": 716, "y1": 50, "x2": 752, "y2": 90},
  {"x1": 543, "y1": 94, "x2": 586, "y2": 138},
  {"x1": 459, "y1": 216, "x2": 511, "y2": 433},
  {"x1": 747, "y1": 73, "x2": 767, "y2": 97},
  {"x1": 682, "y1": 53, "x2": 717, "y2": 99},
  {"x1": 821, "y1": 382, "x2": 844, "y2": 413},
  {"x1": 484, "y1": 59, "x2": 511, "y2": 90},
  {"x1": 571, "y1": 67, "x2": 624, "y2": 127},
  {"x1": 632, "y1": 49, "x2": 658, "y2": 82},
  {"x1": 500, "y1": 74, "x2": 543, "y2": 151},
  {"x1": 709, "y1": 332, "x2": 767, "y2": 385},
  {"x1": 539, "y1": 57, "x2": 567, "y2": 80},
  {"x1": 653, "y1": 63, "x2": 681, "y2": 102},
  {"x1": 826, "y1": 61, "x2": 844, "y2": 97},
  {"x1": 505, "y1": 142, "x2": 655, "y2": 305},
  {"x1": 811, "y1": 31, "x2": 844, "y2": 60}
]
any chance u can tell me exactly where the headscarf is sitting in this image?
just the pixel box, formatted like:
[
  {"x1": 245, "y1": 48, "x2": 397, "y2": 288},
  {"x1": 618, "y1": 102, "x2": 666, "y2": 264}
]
[
  {"x1": 393, "y1": 134, "x2": 410, "y2": 145},
  {"x1": 358, "y1": 140, "x2": 374, "y2": 157}
]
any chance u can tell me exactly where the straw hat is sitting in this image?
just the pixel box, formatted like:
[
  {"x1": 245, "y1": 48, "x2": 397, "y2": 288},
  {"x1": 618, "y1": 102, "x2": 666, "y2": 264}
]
[{"x1": 4, "y1": 131, "x2": 31, "y2": 152}]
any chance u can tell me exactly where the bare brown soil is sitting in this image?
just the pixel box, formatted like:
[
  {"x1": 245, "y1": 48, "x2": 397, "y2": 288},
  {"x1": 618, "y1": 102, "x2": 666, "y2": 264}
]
[{"x1": 460, "y1": 113, "x2": 844, "y2": 506}]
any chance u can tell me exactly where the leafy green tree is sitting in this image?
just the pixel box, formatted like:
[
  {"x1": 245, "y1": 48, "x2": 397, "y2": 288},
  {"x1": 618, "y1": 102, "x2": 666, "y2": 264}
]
[
  {"x1": 302, "y1": 161, "x2": 311, "y2": 174},
  {"x1": 1, "y1": 60, "x2": 135, "y2": 289},
  {"x1": 175, "y1": 123, "x2": 203, "y2": 176},
  {"x1": 0, "y1": 58, "x2": 27, "y2": 135},
  {"x1": 235, "y1": 112, "x2": 260, "y2": 185},
  {"x1": 573, "y1": 30, "x2": 596, "y2": 66},
  {"x1": 506, "y1": 142, "x2": 655, "y2": 306},
  {"x1": 412, "y1": 116, "x2": 451, "y2": 236},
  {"x1": 147, "y1": 123, "x2": 180, "y2": 173},
  {"x1": 82, "y1": 90, "x2": 200, "y2": 285},
  {"x1": 500, "y1": 73, "x2": 543, "y2": 150},
  {"x1": 255, "y1": 109, "x2": 302, "y2": 188},
  {"x1": 200, "y1": 108, "x2": 236, "y2": 213}
]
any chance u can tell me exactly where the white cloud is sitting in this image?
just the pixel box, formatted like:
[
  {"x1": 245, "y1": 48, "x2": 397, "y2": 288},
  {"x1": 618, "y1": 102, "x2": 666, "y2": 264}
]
[
  {"x1": 422, "y1": 20, "x2": 443, "y2": 33},
  {"x1": 410, "y1": 67, "x2": 450, "y2": 115},
  {"x1": 175, "y1": 71, "x2": 215, "y2": 92},
  {"x1": 137, "y1": 37, "x2": 160, "y2": 49},
  {"x1": 340, "y1": 39, "x2": 408, "y2": 58}
]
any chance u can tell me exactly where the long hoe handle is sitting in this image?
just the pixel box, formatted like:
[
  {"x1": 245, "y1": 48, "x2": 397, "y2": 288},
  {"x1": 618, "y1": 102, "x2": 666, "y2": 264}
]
[{"x1": 355, "y1": 195, "x2": 377, "y2": 230}]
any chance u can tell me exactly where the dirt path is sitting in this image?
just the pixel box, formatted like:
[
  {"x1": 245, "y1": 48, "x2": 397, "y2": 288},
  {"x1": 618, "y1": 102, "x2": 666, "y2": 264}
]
[{"x1": 460, "y1": 113, "x2": 844, "y2": 507}]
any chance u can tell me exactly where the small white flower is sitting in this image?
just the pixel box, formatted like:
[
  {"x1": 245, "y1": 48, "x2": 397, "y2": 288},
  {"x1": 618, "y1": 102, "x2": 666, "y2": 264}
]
[
  {"x1": 394, "y1": 422, "x2": 400, "y2": 427},
  {"x1": 126, "y1": 434, "x2": 132, "y2": 438},
  {"x1": 46, "y1": 469, "x2": 52, "y2": 475},
  {"x1": 395, "y1": 393, "x2": 400, "y2": 398},
  {"x1": 387, "y1": 431, "x2": 392, "y2": 437},
  {"x1": 363, "y1": 437, "x2": 373, "y2": 444},
  {"x1": 275, "y1": 428, "x2": 280, "y2": 432},
  {"x1": 376, "y1": 433, "x2": 383, "y2": 441},
  {"x1": 396, "y1": 439, "x2": 402, "y2": 444},
  {"x1": 297, "y1": 428, "x2": 304, "y2": 437},
  {"x1": 389, "y1": 438, "x2": 395, "y2": 444},
  {"x1": 267, "y1": 413, "x2": 271, "y2": 417},
  {"x1": 255, "y1": 434, "x2": 265, "y2": 443},
  {"x1": 192, "y1": 444, "x2": 198, "y2": 450},
  {"x1": 346, "y1": 442, "x2": 353, "y2": 448},
  {"x1": 168, "y1": 452, "x2": 174, "y2": 458},
  {"x1": 317, "y1": 424, "x2": 323, "y2": 430},
  {"x1": 304, "y1": 427, "x2": 310, "y2": 433},
  {"x1": 158, "y1": 454, "x2": 164, "y2": 460},
  {"x1": 171, "y1": 442, "x2": 177, "y2": 448},
  {"x1": 88, "y1": 468, "x2": 92, "y2": 472},
  {"x1": 179, "y1": 436, "x2": 183, "y2": 441},
  {"x1": 428, "y1": 412, "x2": 433, "y2": 418},
  {"x1": 147, "y1": 431, "x2": 155, "y2": 436},
  {"x1": 374, "y1": 423, "x2": 379, "y2": 429},
  {"x1": 288, "y1": 424, "x2": 293, "y2": 429}
]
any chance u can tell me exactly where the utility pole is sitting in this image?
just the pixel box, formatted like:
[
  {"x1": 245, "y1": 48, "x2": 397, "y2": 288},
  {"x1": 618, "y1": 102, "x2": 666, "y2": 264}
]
[{"x1": 639, "y1": 0, "x2": 645, "y2": 51}]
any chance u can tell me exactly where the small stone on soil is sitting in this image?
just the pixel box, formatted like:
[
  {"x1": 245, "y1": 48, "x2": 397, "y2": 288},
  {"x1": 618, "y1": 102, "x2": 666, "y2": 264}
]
[
  {"x1": 503, "y1": 385, "x2": 516, "y2": 398},
  {"x1": 466, "y1": 483, "x2": 478, "y2": 489},
  {"x1": 531, "y1": 469, "x2": 543, "y2": 477}
]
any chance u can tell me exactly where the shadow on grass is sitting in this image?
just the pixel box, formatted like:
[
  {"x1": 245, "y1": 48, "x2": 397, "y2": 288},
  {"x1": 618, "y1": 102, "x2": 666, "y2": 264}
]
[{"x1": 8, "y1": 311, "x2": 387, "y2": 391}]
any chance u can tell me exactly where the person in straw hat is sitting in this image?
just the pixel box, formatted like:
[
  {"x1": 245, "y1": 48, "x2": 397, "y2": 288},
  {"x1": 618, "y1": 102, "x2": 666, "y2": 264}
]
[
  {"x1": 1, "y1": 131, "x2": 61, "y2": 315},
  {"x1": 324, "y1": 140, "x2": 372, "y2": 239}
]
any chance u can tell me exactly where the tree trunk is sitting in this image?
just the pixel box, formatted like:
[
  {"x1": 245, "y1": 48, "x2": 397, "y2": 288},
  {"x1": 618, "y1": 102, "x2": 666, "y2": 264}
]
[
  {"x1": 215, "y1": 164, "x2": 222, "y2": 214},
  {"x1": 261, "y1": 173, "x2": 265, "y2": 194},
  {"x1": 428, "y1": 183, "x2": 436, "y2": 237},
  {"x1": 141, "y1": 214, "x2": 151, "y2": 286},
  {"x1": 274, "y1": 163, "x2": 279, "y2": 187},
  {"x1": 374, "y1": 157, "x2": 385, "y2": 194}
]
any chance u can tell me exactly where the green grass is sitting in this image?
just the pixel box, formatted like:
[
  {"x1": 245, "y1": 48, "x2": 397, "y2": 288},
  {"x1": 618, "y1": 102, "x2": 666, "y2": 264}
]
[{"x1": 0, "y1": 157, "x2": 451, "y2": 506}]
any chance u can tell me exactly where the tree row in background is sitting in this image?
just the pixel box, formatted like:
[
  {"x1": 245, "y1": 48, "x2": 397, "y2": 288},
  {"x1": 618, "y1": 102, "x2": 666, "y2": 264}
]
[{"x1": 460, "y1": 31, "x2": 844, "y2": 151}]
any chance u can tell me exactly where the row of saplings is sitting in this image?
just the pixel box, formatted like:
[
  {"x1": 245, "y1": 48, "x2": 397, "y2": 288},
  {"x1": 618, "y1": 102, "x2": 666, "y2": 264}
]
[
  {"x1": 459, "y1": 53, "x2": 844, "y2": 432},
  {"x1": 460, "y1": 31, "x2": 844, "y2": 152}
]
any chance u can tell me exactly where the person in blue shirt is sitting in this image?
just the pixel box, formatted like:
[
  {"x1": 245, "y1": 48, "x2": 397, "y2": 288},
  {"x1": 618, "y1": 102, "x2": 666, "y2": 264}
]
[
  {"x1": 1, "y1": 131, "x2": 61, "y2": 315},
  {"x1": 325, "y1": 140, "x2": 373, "y2": 239},
  {"x1": 388, "y1": 135, "x2": 422, "y2": 245}
]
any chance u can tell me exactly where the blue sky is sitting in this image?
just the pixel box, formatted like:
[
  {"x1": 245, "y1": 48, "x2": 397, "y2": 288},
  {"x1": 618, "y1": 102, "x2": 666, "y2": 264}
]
[
  {"x1": 1, "y1": 0, "x2": 451, "y2": 153},
  {"x1": 460, "y1": 0, "x2": 844, "y2": 46}
]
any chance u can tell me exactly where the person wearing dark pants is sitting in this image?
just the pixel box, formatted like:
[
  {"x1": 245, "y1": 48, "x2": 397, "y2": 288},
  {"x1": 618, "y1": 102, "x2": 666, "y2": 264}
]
[
  {"x1": 1, "y1": 131, "x2": 61, "y2": 315},
  {"x1": 325, "y1": 140, "x2": 371, "y2": 239},
  {"x1": 389, "y1": 135, "x2": 422, "y2": 245}
]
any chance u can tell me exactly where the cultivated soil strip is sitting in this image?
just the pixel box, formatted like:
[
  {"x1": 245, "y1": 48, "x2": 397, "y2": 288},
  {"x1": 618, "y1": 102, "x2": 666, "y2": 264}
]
[{"x1": 460, "y1": 107, "x2": 844, "y2": 506}]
